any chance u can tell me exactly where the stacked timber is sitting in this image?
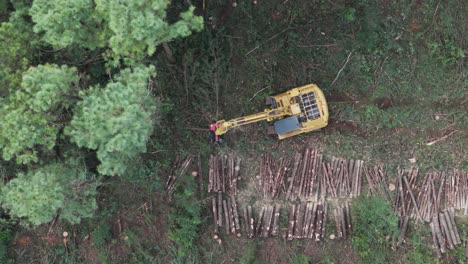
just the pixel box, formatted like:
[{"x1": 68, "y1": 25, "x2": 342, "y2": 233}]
[
  {"x1": 430, "y1": 208, "x2": 462, "y2": 258},
  {"x1": 364, "y1": 164, "x2": 391, "y2": 201},
  {"x1": 393, "y1": 168, "x2": 423, "y2": 243},
  {"x1": 211, "y1": 193, "x2": 242, "y2": 238},
  {"x1": 286, "y1": 149, "x2": 323, "y2": 201},
  {"x1": 394, "y1": 168, "x2": 420, "y2": 220},
  {"x1": 445, "y1": 169, "x2": 467, "y2": 214},
  {"x1": 165, "y1": 156, "x2": 193, "y2": 200},
  {"x1": 393, "y1": 168, "x2": 467, "y2": 247},
  {"x1": 286, "y1": 201, "x2": 328, "y2": 241},
  {"x1": 208, "y1": 155, "x2": 242, "y2": 194},
  {"x1": 322, "y1": 157, "x2": 363, "y2": 198},
  {"x1": 240, "y1": 204, "x2": 281, "y2": 238},
  {"x1": 332, "y1": 202, "x2": 352, "y2": 240},
  {"x1": 415, "y1": 172, "x2": 440, "y2": 222},
  {"x1": 257, "y1": 154, "x2": 291, "y2": 199}
]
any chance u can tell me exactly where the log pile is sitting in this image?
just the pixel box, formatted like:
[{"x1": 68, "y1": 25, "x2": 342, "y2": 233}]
[
  {"x1": 165, "y1": 156, "x2": 193, "y2": 200},
  {"x1": 323, "y1": 157, "x2": 363, "y2": 198},
  {"x1": 332, "y1": 202, "x2": 352, "y2": 240},
  {"x1": 286, "y1": 202, "x2": 328, "y2": 241},
  {"x1": 208, "y1": 155, "x2": 241, "y2": 194},
  {"x1": 257, "y1": 154, "x2": 291, "y2": 199},
  {"x1": 211, "y1": 193, "x2": 242, "y2": 238},
  {"x1": 206, "y1": 149, "x2": 466, "y2": 252},
  {"x1": 430, "y1": 208, "x2": 462, "y2": 258},
  {"x1": 285, "y1": 149, "x2": 323, "y2": 201}
]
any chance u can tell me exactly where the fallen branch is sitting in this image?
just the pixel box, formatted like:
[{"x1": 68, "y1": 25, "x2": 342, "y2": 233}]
[
  {"x1": 330, "y1": 50, "x2": 354, "y2": 86},
  {"x1": 426, "y1": 130, "x2": 458, "y2": 146}
]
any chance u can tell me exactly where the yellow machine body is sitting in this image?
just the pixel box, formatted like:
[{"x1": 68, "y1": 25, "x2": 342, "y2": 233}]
[{"x1": 215, "y1": 83, "x2": 329, "y2": 140}]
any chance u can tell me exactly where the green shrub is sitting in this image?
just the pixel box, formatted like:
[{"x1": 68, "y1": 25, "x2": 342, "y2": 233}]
[
  {"x1": 92, "y1": 223, "x2": 111, "y2": 249},
  {"x1": 240, "y1": 241, "x2": 260, "y2": 264},
  {"x1": 168, "y1": 171, "x2": 201, "y2": 258},
  {"x1": 352, "y1": 195, "x2": 399, "y2": 264},
  {"x1": 292, "y1": 253, "x2": 311, "y2": 264}
]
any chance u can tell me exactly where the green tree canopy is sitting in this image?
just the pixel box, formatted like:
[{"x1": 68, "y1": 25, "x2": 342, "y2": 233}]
[
  {"x1": 65, "y1": 66, "x2": 157, "y2": 176},
  {"x1": 29, "y1": 0, "x2": 107, "y2": 49},
  {"x1": 30, "y1": 0, "x2": 203, "y2": 61},
  {"x1": 0, "y1": 64, "x2": 78, "y2": 164},
  {"x1": 96, "y1": 1, "x2": 203, "y2": 60},
  {"x1": 0, "y1": 7, "x2": 38, "y2": 97},
  {"x1": 1, "y1": 161, "x2": 98, "y2": 226}
]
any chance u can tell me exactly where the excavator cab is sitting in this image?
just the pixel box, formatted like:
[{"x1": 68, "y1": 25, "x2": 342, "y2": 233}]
[{"x1": 213, "y1": 83, "x2": 328, "y2": 140}]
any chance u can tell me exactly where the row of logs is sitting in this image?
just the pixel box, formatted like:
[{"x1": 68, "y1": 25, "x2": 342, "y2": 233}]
[
  {"x1": 287, "y1": 202, "x2": 328, "y2": 241},
  {"x1": 208, "y1": 155, "x2": 241, "y2": 194},
  {"x1": 211, "y1": 201, "x2": 358, "y2": 242},
  {"x1": 255, "y1": 149, "x2": 366, "y2": 202},
  {"x1": 430, "y1": 208, "x2": 462, "y2": 258},
  {"x1": 212, "y1": 192, "x2": 242, "y2": 238}
]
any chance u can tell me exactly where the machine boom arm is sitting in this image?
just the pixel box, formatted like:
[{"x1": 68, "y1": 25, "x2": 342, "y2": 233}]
[{"x1": 215, "y1": 107, "x2": 288, "y2": 135}]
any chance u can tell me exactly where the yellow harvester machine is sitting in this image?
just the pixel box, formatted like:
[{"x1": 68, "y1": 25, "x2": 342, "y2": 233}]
[{"x1": 215, "y1": 83, "x2": 329, "y2": 139}]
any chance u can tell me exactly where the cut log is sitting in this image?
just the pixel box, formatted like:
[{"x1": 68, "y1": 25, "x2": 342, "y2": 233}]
[
  {"x1": 403, "y1": 175, "x2": 422, "y2": 223},
  {"x1": 398, "y1": 216, "x2": 409, "y2": 246},
  {"x1": 232, "y1": 198, "x2": 241, "y2": 234},
  {"x1": 302, "y1": 203, "x2": 312, "y2": 238},
  {"x1": 334, "y1": 208, "x2": 341, "y2": 238},
  {"x1": 217, "y1": 192, "x2": 223, "y2": 227},
  {"x1": 212, "y1": 197, "x2": 218, "y2": 234},
  {"x1": 308, "y1": 203, "x2": 318, "y2": 239},
  {"x1": 223, "y1": 199, "x2": 230, "y2": 234},
  {"x1": 272, "y1": 205, "x2": 281, "y2": 236},
  {"x1": 263, "y1": 205, "x2": 274, "y2": 238},
  {"x1": 243, "y1": 207, "x2": 249, "y2": 235},
  {"x1": 287, "y1": 204, "x2": 296, "y2": 240},
  {"x1": 248, "y1": 205, "x2": 255, "y2": 238},
  {"x1": 345, "y1": 202, "x2": 352, "y2": 234},
  {"x1": 443, "y1": 210, "x2": 458, "y2": 246},
  {"x1": 433, "y1": 216, "x2": 447, "y2": 254},
  {"x1": 255, "y1": 207, "x2": 265, "y2": 237},
  {"x1": 321, "y1": 202, "x2": 328, "y2": 238},
  {"x1": 448, "y1": 207, "x2": 461, "y2": 245},
  {"x1": 430, "y1": 222, "x2": 442, "y2": 258},
  {"x1": 314, "y1": 203, "x2": 323, "y2": 241},
  {"x1": 341, "y1": 206, "x2": 347, "y2": 240},
  {"x1": 295, "y1": 203, "x2": 306, "y2": 239},
  {"x1": 439, "y1": 213, "x2": 454, "y2": 250}
]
